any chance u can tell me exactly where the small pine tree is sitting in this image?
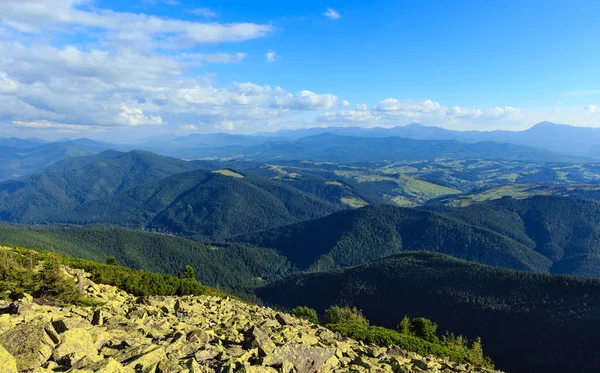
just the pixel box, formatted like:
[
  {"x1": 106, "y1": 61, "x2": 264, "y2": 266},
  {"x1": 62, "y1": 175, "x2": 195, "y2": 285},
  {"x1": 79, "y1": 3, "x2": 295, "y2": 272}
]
[
  {"x1": 324, "y1": 305, "x2": 369, "y2": 326},
  {"x1": 397, "y1": 315, "x2": 411, "y2": 335},
  {"x1": 291, "y1": 306, "x2": 319, "y2": 324},
  {"x1": 409, "y1": 317, "x2": 438, "y2": 343},
  {"x1": 182, "y1": 265, "x2": 196, "y2": 280},
  {"x1": 470, "y1": 337, "x2": 485, "y2": 365}
]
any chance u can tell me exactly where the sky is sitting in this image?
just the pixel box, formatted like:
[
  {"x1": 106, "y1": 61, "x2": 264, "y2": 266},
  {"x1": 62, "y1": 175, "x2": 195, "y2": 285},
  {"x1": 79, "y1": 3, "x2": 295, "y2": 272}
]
[{"x1": 0, "y1": 0, "x2": 599, "y2": 141}]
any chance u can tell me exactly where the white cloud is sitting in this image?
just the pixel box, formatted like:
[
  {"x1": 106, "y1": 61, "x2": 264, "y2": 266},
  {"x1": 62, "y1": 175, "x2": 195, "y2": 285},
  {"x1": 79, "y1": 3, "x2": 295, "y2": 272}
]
[
  {"x1": 0, "y1": 71, "x2": 18, "y2": 93},
  {"x1": 340, "y1": 100, "x2": 350, "y2": 108},
  {"x1": 117, "y1": 104, "x2": 163, "y2": 126},
  {"x1": 585, "y1": 104, "x2": 597, "y2": 113},
  {"x1": 191, "y1": 8, "x2": 216, "y2": 18},
  {"x1": 265, "y1": 51, "x2": 277, "y2": 63},
  {"x1": 323, "y1": 8, "x2": 341, "y2": 20},
  {"x1": 374, "y1": 98, "x2": 442, "y2": 113},
  {"x1": 272, "y1": 90, "x2": 338, "y2": 110},
  {"x1": 182, "y1": 124, "x2": 198, "y2": 131},
  {"x1": 355, "y1": 103, "x2": 368, "y2": 111},
  {"x1": 483, "y1": 106, "x2": 521, "y2": 118},
  {"x1": 446, "y1": 106, "x2": 482, "y2": 119},
  {"x1": 13, "y1": 120, "x2": 85, "y2": 130},
  {"x1": 179, "y1": 52, "x2": 247, "y2": 64},
  {"x1": 214, "y1": 120, "x2": 236, "y2": 131},
  {"x1": 0, "y1": 0, "x2": 273, "y2": 45},
  {"x1": 319, "y1": 110, "x2": 379, "y2": 123}
]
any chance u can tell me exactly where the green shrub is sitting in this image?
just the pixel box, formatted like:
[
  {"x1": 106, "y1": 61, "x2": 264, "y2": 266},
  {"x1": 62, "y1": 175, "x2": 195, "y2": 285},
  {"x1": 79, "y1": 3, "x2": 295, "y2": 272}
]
[
  {"x1": 291, "y1": 306, "x2": 319, "y2": 324},
  {"x1": 409, "y1": 317, "x2": 438, "y2": 343},
  {"x1": 326, "y1": 323, "x2": 493, "y2": 368},
  {"x1": 324, "y1": 305, "x2": 369, "y2": 326}
]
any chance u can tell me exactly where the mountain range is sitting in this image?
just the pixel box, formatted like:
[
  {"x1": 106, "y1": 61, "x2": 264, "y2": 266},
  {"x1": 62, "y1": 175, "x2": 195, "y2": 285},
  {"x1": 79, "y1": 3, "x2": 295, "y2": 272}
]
[{"x1": 259, "y1": 121, "x2": 600, "y2": 157}]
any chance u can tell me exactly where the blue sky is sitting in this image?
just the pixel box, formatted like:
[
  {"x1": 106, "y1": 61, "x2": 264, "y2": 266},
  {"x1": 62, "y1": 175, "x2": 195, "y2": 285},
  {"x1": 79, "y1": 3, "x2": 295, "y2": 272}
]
[{"x1": 0, "y1": 0, "x2": 599, "y2": 140}]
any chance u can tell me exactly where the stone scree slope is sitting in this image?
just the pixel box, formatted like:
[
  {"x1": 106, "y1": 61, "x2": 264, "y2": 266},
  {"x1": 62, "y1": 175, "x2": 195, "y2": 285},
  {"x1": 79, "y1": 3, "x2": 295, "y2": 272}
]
[{"x1": 0, "y1": 268, "x2": 504, "y2": 373}]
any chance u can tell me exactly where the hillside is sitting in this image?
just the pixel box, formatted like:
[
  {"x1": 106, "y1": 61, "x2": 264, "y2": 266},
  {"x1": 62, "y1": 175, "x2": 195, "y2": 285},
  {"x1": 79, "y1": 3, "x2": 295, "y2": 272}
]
[
  {"x1": 0, "y1": 141, "x2": 96, "y2": 181},
  {"x1": 0, "y1": 224, "x2": 292, "y2": 295},
  {"x1": 48, "y1": 169, "x2": 342, "y2": 240},
  {"x1": 0, "y1": 150, "x2": 200, "y2": 223},
  {"x1": 256, "y1": 251, "x2": 600, "y2": 373},
  {"x1": 431, "y1": 196, "x2": 600, "y2": 276},
  {"x1": 235, "y1": 204, "x2": 551, "y2": 272}
]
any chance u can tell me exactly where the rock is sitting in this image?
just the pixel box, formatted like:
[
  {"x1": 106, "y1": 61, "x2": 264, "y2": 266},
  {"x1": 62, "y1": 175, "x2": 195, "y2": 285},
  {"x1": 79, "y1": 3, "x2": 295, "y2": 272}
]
[
  {"x1": 194, "y1": 347, "x2": 219, "y2": 362},
  {"x1": 275, "y1": 313, "x2": 295, "y2": 326},
  {"x1": 262, "y1": 343, "x2": 334, "y2": 373},
  {"x1": 52, "y1": 328, "x2": 99, "y2": 366},
  {"x1": 0, "y1": 317, "x2": 59, "y2": 371},
  {"x1": 52, "y1": 317, "x2": 91, "y2": 333},
  {"x1": 68, "y1": 357, "x2": 134, "y2": 373},
  {"x1": 92, "y1": 309, "x2": 104, "y2": 326},
  {"x1": 386, "y1": 345, "x2": 407, "y2": 358},
  {"x1": 243, "y1": 326, "x2": 276, "y2": 357},
  {"x1": 123, "y1": 346, "x2": 167, "y2": 371},
  {"x1": 0, "y1": 343, "x2": 18, "y2": 373}
]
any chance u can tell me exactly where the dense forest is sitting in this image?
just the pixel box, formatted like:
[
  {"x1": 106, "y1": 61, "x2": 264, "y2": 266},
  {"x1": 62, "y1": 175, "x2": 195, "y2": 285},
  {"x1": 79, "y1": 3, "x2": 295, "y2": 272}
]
[
  {"x1": 257, "y1": 252, "x2": 600, "y2": 373},
  {"x1": 0, "y1": 224, "x2": 293, "y2": 295},
  {"x1": 429, "y1": 196, "x2": 600, "y2": 276},
  {"x1": 237, "y1": 197, "x2": 600, "y2": 276}
]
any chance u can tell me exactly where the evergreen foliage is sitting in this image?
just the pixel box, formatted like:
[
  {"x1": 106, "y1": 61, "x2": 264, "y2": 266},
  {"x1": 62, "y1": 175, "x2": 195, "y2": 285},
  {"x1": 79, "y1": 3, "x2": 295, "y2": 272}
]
[
  {"x1": 0, "y1": 224, "x2": 293, "y2": 295},
  {"x1": 257, "y1": 251, "x2": 600, "y2": 373},
  {"x1": 290, "y1": 306, "x2": 319, "y2": 324}
]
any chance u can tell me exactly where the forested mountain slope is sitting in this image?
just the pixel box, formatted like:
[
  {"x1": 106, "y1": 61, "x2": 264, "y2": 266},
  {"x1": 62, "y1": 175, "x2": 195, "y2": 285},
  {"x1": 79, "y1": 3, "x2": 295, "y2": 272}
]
[
  {"x1": 0, "y1": 224, "x2": 292, "y2": 294},
  {"x1": 256, "y1": 251, "x2": 600, "y2": 373},
  {"x1": 49, "y1": 169, "x2": 343, "y2": 240},
  {"x1": 0, "y1": 150, "x2": 199, "y2": 223},
  {"x1": 430, "y1": 196, "x2": 600, "y2": 276},
  {"x1": 234, "y1": 204, "x2": 550, "y2": 272}
]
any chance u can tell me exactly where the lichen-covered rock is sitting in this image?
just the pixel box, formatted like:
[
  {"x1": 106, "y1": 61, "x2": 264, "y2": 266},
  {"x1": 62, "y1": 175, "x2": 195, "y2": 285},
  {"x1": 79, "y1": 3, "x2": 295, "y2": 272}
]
[
  {"x1": 262, "y1": 343, "x2": 334, "y2": 373},
  {"x1": 52, "y1": 328, "x2": 99, "y2": 366},
  {"x1": 0, "y1": 343, "x2": 18, "y2": 373},
  {"x1": 0, "y1": 316, "x2": 59, "y2": 371}
]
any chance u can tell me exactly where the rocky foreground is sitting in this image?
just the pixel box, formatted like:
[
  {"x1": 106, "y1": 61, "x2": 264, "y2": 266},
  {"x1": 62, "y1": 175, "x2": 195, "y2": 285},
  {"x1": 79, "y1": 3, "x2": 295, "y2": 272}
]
[{"x1": 0, "y1": 269, "x2": 503, "y2": 373}]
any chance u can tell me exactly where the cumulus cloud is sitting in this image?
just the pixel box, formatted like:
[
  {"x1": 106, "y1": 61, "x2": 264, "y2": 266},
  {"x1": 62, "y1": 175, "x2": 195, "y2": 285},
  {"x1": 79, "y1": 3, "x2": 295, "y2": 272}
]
[
  {"x1": 355, "y1": 104, "x2": 368, "y2": 111},
  {"x1": 272, "y1": 90, "x2": 338, "y2": 110},
  {"x1": 0, "y1": 71, "x2": 18, "y2": 93},
  {"x1": 117, "y1": 104, "x2": 163, "y2": 126},
  {"x1": 323, "y1": 8, "x2": 341, "y2": 20},
  {"x1": 265, "y1": 51, "x2": 277, "y2": 63},
  {"x1": 585, "y1": 104, "x2": 597, "y2": 113},
  {"x1": 340, "y1": 100, "x2": 350, "y2": 108},
  {"x1": 182, "y1": 124, "x2": 198, "y2": 131},
  {"x1": 446, "y1": 106, "x2": 482, "y2": 119},
  {"x1": 374, "y1": 98, "x2": 442, "y2": 113}
]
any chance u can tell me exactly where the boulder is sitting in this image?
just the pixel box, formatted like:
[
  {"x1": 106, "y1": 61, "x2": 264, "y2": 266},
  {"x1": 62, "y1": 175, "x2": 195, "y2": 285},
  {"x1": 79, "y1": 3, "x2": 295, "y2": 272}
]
[
  {"x1": 275, "y1": 313, "x2": 295, "y2": 326},
  {"x1": 262, "y1": 343, "x2": 334, "y2": 373},
  {"x1": 52, "y1": 328, "x2": 99, "y2": 366},
  {"x1": 243, "y1": 326, "x2": 275, "y2": 357},
  {"x1": 0, "y1": 317, "x2": 59, "y2": 371},
  {"x1": 0, "y1": 343, "x2": 18, "y2": 373}
]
